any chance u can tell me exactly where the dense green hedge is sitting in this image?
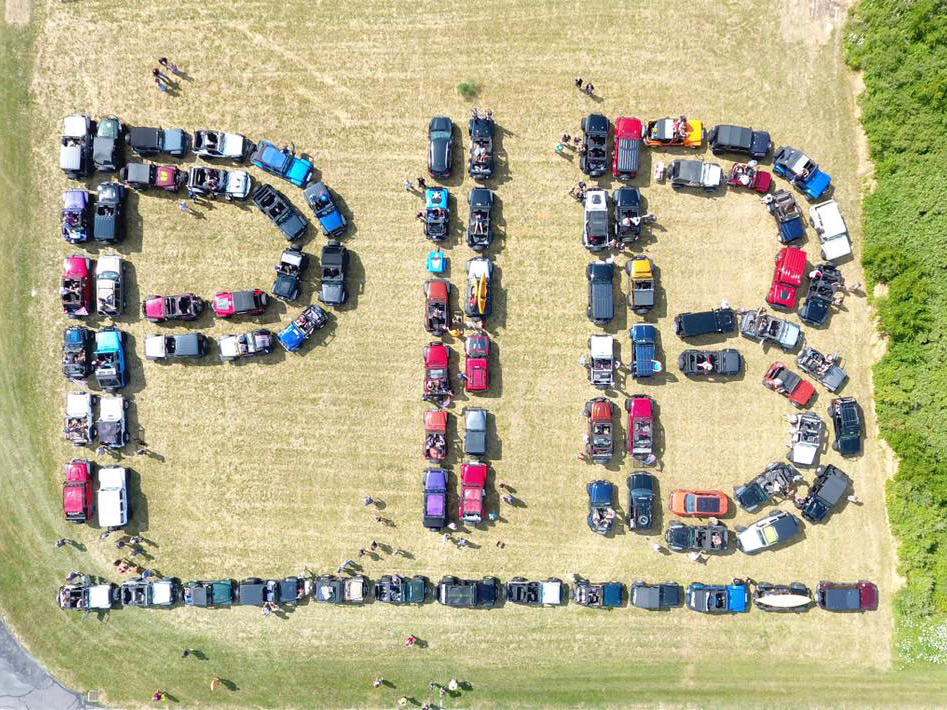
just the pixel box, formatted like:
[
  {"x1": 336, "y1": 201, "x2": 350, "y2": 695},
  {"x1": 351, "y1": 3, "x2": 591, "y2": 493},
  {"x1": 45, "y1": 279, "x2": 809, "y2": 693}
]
[{"x1": 845, "y1": 0, "x2": 947, "y2": 659}]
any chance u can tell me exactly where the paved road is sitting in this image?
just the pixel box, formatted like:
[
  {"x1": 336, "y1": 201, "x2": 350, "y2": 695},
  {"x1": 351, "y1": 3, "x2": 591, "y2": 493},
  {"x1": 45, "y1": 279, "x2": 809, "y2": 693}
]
[{"x1": 0, "y1": 616, "x2": 87, "y2": 710}]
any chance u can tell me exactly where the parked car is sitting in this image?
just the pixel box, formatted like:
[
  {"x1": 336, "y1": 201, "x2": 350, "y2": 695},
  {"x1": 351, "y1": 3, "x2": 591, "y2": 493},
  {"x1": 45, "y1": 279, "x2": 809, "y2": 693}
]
[
  {"x1": 586, "y1": 480, "x2": 617, "y2": 535},
  {"x1": 468, "y1": 114, "x2": 495, "y2": 180},
  {"x1": 753, "y1": 582, "x2": 813, "y2": 613},
  {"x1": 422, "y1": 341, "x2": 452, "y2": 407},
  {"x1": 183, "y1": 580, "x2": 235, "y2": 607},
  {"x1": 612, "y1": 116, "x2": 642, "y2": 180},
  {"x1": 626, "y1": 472, "x2": 656, "y2": 531},
  {"x1": 735, "y1": 510, "x2": 802, "y2": 553},
  {"x1": 121, "y1": 578, "x2": 181, "y2": 608},
  {"x1": 127, "y1": 125, "x2": 189, "y2": 157},
  {"x1": 61, "y1": 189, "x2": 91, "y2": 244},
  {"x1": 796, "y1": 347, "x2": 847, "y2": 392},
  {"x1": 423, "y1": 409, "x2": 447, "y2": 461},
  {"x1": 62, "y1": 326, "x2": 93, "y2": 381},
  {"x1": 463, "y1": 407, "x2": 488, "y2": 457},
  {"x1": 60, "y1": 114, "x2": 95, "y2": 178},
  {"x1": 668, "y1": 159, "x2": 723, "y2": 191},
  {"x1": 799, "y1": 264, "x2": 844, "y2": 326},
  {"x1": 829, "y1": 397, "x2": 862, "y2": 456},
  {"x1": 458, "y1": 461, "x2": 488, "y2": 524},
  {"x1": 588, "y1": 335, "x2": 617, "y2": 389},
  {"x1": 63, "y1": 391, "x2": 95, "y2": 447},
  {"x1": 303, "y1": 182, "x2": 347, "y2": 237},
  {"x1": 644, "y1": 116, "x2": 704, "y2": 147},
  {"x1": 673, "y1": 308, "x2": 735, "y2": 337},
  {"x1": 586, "y1": 261, "x2": 614, "y2": 325},
  {"x1": 629, "y1": 323, "x2": 661, "y2": 378},
  {"x1": 631, "y1": 581, "x2": 683, "y2": 610},
  {"x1": 626, "y1": 395, "x2": 656, "y2": 465},
  {"x1": 466, "y1": 187, "x2": 494, "y2": 251},
  {"x1": 312, "y1": 575, "x2": 367, "y2": 604},
  {"x1": 437, "y1": 576, "x2": 500, "y2": 608},
  {"x1": 465, "y1": 257, "x2": 493, "y2": 320},
  {"x1": 423, "y1": 467, "x2": 448, "y2": 530},
  {"x1": 733, "y1": 462, "x2": 802, "y2": 513},
  {"x1": 580, "y1": 113, "x2": 609, "y2": 176},
  {"x1": 58, "y1": 582, "x2": 118, "y2": 611},
  {"x1": 808, "y1": 200, "x2": 851, "y2": 261},
  {"x1": 277, "y1": 305, "x2": 329, "y2": 352},
  {"x1": 62, "y1": 459, "x2": 94, "y2": 524},
  {"x1": 686, "y1": 581, "x2": 749, "y2": 613},
  {"x1": 464, "y1": 333, "x2": 490, "y2": 393},
  {"x1": 193, "y1": 130, "x2": 252, "y2": 162},
  {"x1": 212, "y1": 289, "x2": 269, "y2": 318},
  {"x1": 773, "y1": 145, "x2": 831, "y2": 200},
  {"x1": 665, "y1": 522, "x2": 729, "y2": 553},
  {"x1": 816, "y1": 580, "x2": 878, "y2": 612},
  {"x1": 583, "y1": 189, "x2": 610, "y2": 251},
  {"x1": 144, "y1": 333, "x2": 208, "y2": 360},
  {"x1": 94, "y1": 254, "x2": 124, "y2": 318},
  {"x1": 708, "y1": 124, "x2": 771, "y2": 159},
  {"x1": 252, "y1": 184, "x2": 308, "y2": 240},
  {"x1": 92, "y1": 182, "x2": 126, "y2": 244},
  {"x1": 612, "y1": 186, "x2": 647, "y2": 245},
  {"x1": 424, "y1": 187, "x2": 449, "y2": 242},
  {"x1": 668, "y1": 490, "x2": 729, "y2": 517},
  {"x1": 739, "y1": 307, "x2": 801, "y2": 350},
  {"x1": 423, "y1": 279, "x2": 450, "y2": 335},
  {"x1": 763, "y1": 189, "x2": 805, "y2": 243},
  {"x1": 787, "y1": 412, "x2": 824, "y2": 466},
  {"x1": 236, "y1": 578, "x2": 267, "y2": 607},
  {"x1": 800, "y1": 464, "x2": 850, "y2": 524},
  {"x1": 91, "y1": 117, "x2": 125, "y2": 171},
  {"x1": 766, "y1": 246, "x2": 806, "y2": 309},
  {"x1": 428, "y1": 116, "x2": 454, "y2": 178},
  {"x1": 763, "y1": 362, "x2": 815, "y2": 408},
  {"x1": 571, "y1": 580, "x2": 623, "y2": 608},
  {"x1": 677, "y1": 348, "x2": 742, "y2": 377},
  {"x1": 264, "y1": 577, "x2": 305, "y2": 607},
  {"x1": 93, "y1": 327, "x2": 127, "y2": 390},
  {"x1": 584, "y1": 399, "x2": 616, "y2": 465},
  {"x1": 374, "y1": 575, "x2": 429, "y2": 605},
  {"x1": 186, "y1": 166, "x2": 251, "y2": 200},
  {"x1": 218, "y1": 330, "x2": 275, "y2": 362},
  {"x1": 625, "y1": 256, "x2": 655, "y2": 314},
  {"x1": 272, "y1": 247, "x2": 309, "y2": 302},
  {"x1": 142, "y1": 294, "x2": 204, "y2": 323},
  {"x1": 250, "y1": 140, "x2": 313, "y2": 187},
  {"x1": 726, "y1": 162, "x2": 772, "y2": 193},
  {"x1": 97, "y1": 395, "x2": 128, "y2": 450},
  {"x1": 97, "y1": 466, "x2": 128, "y2": 529},
  {"x1": 319, "y1": 240, "x2": 349, "y2": 306},
  {"x1": 506, "y1": 578, "x2": 565, "y2": 606}
]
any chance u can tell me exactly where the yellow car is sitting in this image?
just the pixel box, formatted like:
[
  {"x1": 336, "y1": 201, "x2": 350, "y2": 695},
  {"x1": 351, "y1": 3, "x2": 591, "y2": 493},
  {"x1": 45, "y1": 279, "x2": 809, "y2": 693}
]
[
  {"x1": 625, "y1": 256, "x2": 656, "y2": 315},
  {"x1": 643, "y1": 117, "x2": 704, "y2": 148}
]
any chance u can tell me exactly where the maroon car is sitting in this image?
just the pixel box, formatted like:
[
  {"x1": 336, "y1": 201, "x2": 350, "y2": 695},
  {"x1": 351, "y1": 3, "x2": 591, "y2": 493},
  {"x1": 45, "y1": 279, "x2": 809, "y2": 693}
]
[
  {"x1": 816, "y1": 580, "x2": 878, "y2": 612},
  {"x1": 727, "y1": 162, "x2": 772, "y2": 193},
  {"x1": 464, "y1": 333, "x2": 490, "y2": 393},
  {"x1": 141, "y1": 293, "x2": 205, "y2": 323},
  {"x1": 423, "y1": 342, "x2": 452, "y2": 407},
  {"x1": 62, "y1": 459, "x2": 94, "y2": 524},
  {"x1": 423, "y1": 409, "x2": 448, "y2": 461},
  {"x1": 424, "y1": 279, "x2": 450, "y2": 335},
  {"x1": 61, "y1": 255, "x2": 92, "y2": 318}
]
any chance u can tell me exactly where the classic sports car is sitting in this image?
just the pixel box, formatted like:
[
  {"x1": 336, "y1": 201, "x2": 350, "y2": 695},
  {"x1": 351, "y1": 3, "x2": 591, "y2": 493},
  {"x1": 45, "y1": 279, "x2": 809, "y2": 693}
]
[
  {"x1": 423, "y1": 279, "x2": 450, "y2": 335},
  {"x1": 735, "y1": 510, "x2": 802, "y2": 554},
  {"x1": 468, "y1": 115, "x2": 495, "y2": 180},
  {"x1": 272, "y1": 247, "x2": 309, "y2": 302},
  {"x1": 423, "y1": 409, "x2": 448, "y2": 461},
  {"x1": 708, "y1": 124, "x2": 772, "y2": 159},
  {"x1": 251, "y1": 184, "x2": 308, "y2": 241},
  {"x1": 142, "y1": 294, "x2": 204, "y2": 323},
  {"x1": 277, "y1": 305, "x2": 329, "y2": 352},
  {"x1": 61, "y1": 189, "x2": 91, "y2": 243},
  {"x1": 739, "y1": 307, "x2": 802, "y2": 350},
  {"x1": 62, "y1": 326, "x2": 93, "y2": 381},
  {"x1": 217, "y1": 330, "x2": 275, "y2": 362},
  {"x1": 586, "y1": 480, "x2": 617, "y2": 534},
  {"x1": 422, "y1": 342, "x2": 452, "y2": 407},
  {"x1": 668, "y1": 159, "x2": 723, "y2": 191},
  {"x1": 584, "y1": 398, "x2": 616, "y2": 465},
  {"x1": 466, "y1": 187, "x2": 494, "y2": 251},
  {"x1": 626, "y1": 395, "x2": 656, "y2": 465},
  {"x1": 766, "y1": 246, "x2": 806, "y2": 310},
  {"x1": 61, "y1": 255, "x2": 92, "y2": 318},
  {"x1": 250, "y1": 140, "x2": 313, "y2": 187},
  {"x1": 458, "y1": 460, "x2": 488, "y2": 524},
  {"x1": 644, "y1": 116, "x2": 704, "y2": 148},
  {"x1": 423, "y1": 467, "x2": 448, "y2": 530},
  {"x1": 212, "y1": 290, "x2": 269, "y2": 318},
  {"x1": 319, "y1": 240, "x2": 349, "y2": 306},
  {"x1": 464, "y1": 333, "x2": 490, "y2": 393},
  {"x1": 428, "y1": 116, "x2": 454, "y2": 178},
  {"x1": 583, "y1": 189, "x2": 610, "y2": 252},
  {"x1": 727, "y1": 162, "x2": 772, "y2": 193},
  {"x1": 465, "y1": 257, "x2": 493, "y2": 320},
  {"x1": 763, "y1": 189, "x2": 805, "y2": 244},
  {"x1": 580, "y1": 113, "x2": 609, "y2": 177},
  {"x1": 127, "y1": 125, "x2": 189, "y2": 157},
  {"x1": 612, "y1": 116, "x2": 642, "y2": 180},
  {"x1": 92, "y1": 115, "x2": 125, "y2": 172},
  {"x1": 773, "y1": 145, "x2": 831, "y2": 200},
  {"x1": 193, "y1": 129, "x2": 252, "y2": 162},
  {"x1": 668, "y1": 490, "x2": 729, "y2": 517},
  {"x1": 763, "y1": 362, "x2": 815, "y2": 408},
  {"x1": 303, "y1": 182, "x2": 347, "y2": 238},
  {"x1": 677, "y1": 349, "x2": 742, "y2": 377},
  {"x1": 186, "y1": 166, "x2": 251, "y2": 200}
]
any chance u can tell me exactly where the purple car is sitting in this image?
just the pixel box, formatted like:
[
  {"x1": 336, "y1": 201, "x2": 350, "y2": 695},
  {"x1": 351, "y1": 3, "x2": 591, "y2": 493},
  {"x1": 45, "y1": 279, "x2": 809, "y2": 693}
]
[
  {"x1": 423, "y1": 467, "x2": 448, "y2": 530},
  {"x1": 62, "y1": 189, "x2": 91, "y2": 244}
]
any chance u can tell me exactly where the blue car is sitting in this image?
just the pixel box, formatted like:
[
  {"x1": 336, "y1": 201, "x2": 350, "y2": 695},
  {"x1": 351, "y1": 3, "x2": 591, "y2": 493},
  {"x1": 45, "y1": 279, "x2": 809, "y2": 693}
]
[
  {"x1": 250, "y1": 140, "x2": 313, "y2": 187},
  {"x1": 93, "y1": 326, "x2": 127, "y2": 391},
  {"x1": 773, "y1": 146, "x2": 831, "y2": 200},
  {"x1": 277, "y1": 305, "x2": 329, "y2": 352},
  {"x1": 629, "y1": 323, "x2": 662, "y2": 378},
  {"x1": 586, "y1": 480, "x2": 616, "y2": 534},
  {"x1": 687, "y1": 581, "x2": 750, "y2": 614},
  {"x1": 303, "y1": 182, "x2": 347, "y2": 238},
  {"x1": 424, "y1": 187, "x2": 449, "y2": 242}
]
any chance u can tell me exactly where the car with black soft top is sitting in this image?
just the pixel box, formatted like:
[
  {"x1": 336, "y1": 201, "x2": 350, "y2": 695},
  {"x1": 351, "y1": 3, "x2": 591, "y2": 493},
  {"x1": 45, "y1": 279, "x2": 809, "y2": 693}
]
[
  {"x1": 437, "y1": 576, "x2": 500, "y2": 608},
  {"x1": 708, "y1": 123, "x2": 772, "y2": 159}
]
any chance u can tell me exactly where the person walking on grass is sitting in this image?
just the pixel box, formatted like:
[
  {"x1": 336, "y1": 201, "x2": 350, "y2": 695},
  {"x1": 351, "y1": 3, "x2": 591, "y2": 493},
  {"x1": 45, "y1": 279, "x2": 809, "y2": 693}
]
[
  {"x1": 158, "y1": 57, "x2": 179, "y2": 75},
  {"x1": 403, "y1": 179, "x2": 413, "y2": 192},
  {"x1": 417, "y1": 177, "x2": 427, "y2": 189},
  {"x1": 152, "y1": 690, "x2": 166, "y2": 702},
  {"x1": 55, "y1": 538, "x2": 67, "y2": 548},
  {"x1": 555, "y1": 143, "x2": 566, "y2": 155},
  {"x1": 575, "y1": 77, "x2": 583, "y2": 89}
]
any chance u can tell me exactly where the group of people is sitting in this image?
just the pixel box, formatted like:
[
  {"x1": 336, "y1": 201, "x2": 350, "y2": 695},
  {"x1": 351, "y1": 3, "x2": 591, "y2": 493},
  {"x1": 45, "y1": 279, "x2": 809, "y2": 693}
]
[
  {"x1": 574, "y1": 77, "x2": 596, "y2": 96},
  {"x1": 152, "y1": 57, "x2": 182, "y2": 94}
]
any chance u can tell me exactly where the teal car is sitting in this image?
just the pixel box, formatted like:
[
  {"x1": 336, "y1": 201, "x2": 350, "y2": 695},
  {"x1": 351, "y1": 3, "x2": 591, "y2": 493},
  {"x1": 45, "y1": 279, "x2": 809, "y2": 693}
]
[
  {"x1": 93, "y1": 326, "x2": 127, "y2": 391},
  {"x1": 250, "y1": 140, "x2": 313, "y2": 187}
]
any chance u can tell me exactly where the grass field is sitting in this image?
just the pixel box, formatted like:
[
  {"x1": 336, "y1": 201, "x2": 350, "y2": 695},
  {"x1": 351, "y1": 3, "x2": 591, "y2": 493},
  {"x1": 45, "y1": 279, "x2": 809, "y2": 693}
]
[{"x1": 2, "y1": 0, "x2": 947, "y2": 707}]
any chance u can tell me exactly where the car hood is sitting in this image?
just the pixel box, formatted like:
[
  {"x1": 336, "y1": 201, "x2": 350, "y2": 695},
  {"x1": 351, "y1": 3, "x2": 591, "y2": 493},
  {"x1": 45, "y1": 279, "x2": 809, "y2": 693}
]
[{"x1": 321, "y1": 282, "x2": 345, "y2": 303}]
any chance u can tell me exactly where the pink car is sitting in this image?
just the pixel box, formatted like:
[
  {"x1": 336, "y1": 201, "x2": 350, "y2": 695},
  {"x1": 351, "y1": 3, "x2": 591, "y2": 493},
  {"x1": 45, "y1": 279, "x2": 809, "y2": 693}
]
[
  {"x1": 212, "y1": 289, "x2": 269, "y2": 318},
  {"x1": 458, "y1": 461, "x2": 488, "y2": 524},
  {"x1": 61, "y1": 255, "x2": 92, "y2": 318},
  {"x1": 141, "y1": 293, "x2": 204, "y2": 323},
  {"x1": 464, "y1": 334, "x2": 490, "y2": 393}
]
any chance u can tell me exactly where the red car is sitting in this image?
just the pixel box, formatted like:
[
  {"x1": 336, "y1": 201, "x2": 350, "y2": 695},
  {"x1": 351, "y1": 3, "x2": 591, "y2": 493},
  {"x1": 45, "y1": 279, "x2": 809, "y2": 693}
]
[
  {"x1": 763, "y1": 362, "x2": 815, "y2": 408},
  {"x1": 423, "y1": 342, "x2": 452, "y2": 407},
  {"x1": 62, "y1": 459, "x2": 94, "y2": 523},
  {"x1": 141, "y1": 293, "x2": 204, "y2": 322},
  {"x1": 668, "y1": 489, "x2": 729, "y2": 517},
  {"x1": 458, "y1": 460, "x2": 488, "y2": 524},
  {"x1": 212, "y1": 289, "x2": 269, "y2": 318},
  {"x1": 585, "y1": 397, "x2": 616, "y2": 464},
  {"x1": 61, "y1": 255, "x2": 92, "y2": 318},
  {"x1": 612, "y1": 116, "x2": 642, "y2": 180},
  {"x1": 423, "y1": 409, "x2": 448, "y2": 461},
  {"x1": 626, "y1": 395, "x2": 655, "y2": 465},
  {"x1": 727, "y1": 162, "x2": 772, "y2": 193},
  {"x1": 464, "y1": 333, "x2": 490, "y2": 393},
  {"x1": 766, "y1": 247, "x2": 806, "y2": 309},
  {"x1": 424, "y1": 279, "x2": 450, "y2": 335}
]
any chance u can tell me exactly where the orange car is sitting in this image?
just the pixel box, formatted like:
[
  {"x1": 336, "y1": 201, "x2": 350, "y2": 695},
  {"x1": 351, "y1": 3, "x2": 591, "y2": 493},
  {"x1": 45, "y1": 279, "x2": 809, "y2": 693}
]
[
  {"x1": 643, "y1": 116, "x2": 704, "y2": 148},
  {"x1": 668, "y1": 489, "x2": 729, "y2": 517}
]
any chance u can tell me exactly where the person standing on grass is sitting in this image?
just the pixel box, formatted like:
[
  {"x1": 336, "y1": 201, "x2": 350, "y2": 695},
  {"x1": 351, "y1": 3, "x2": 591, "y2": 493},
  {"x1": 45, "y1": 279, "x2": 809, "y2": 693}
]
[
  {"x1": 575, "y1": 77, "x2": 583, "y2": 88},
  {"x1": 363, "y1": 495, "x2": 374, "y2": 506},
  {"x1": 417, "y1": 177, "x2": 427, "y2": 189},
  {"x1": 555, "y1": 143, "x2": 566, "y2": 155},
  {"x1": 403, "y1": 179, "x2": 413, "y2": 192},
  {"x1": 152, "y1": 690, "x2": 165, "y2": 702},
  {"x1": 55, "y1": 538, "x2": 67, "y2": 548},
  {"x1": 158, "y1": 57, "x2": 179, "y2": 75},
  {"x1": 210, "y1": 678, "x2": 221, "y2": 692}
]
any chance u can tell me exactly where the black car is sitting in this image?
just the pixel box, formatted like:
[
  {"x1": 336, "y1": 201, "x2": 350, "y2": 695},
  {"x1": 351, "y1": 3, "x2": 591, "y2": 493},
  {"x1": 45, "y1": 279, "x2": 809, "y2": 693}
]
[
  {"x1": 613, "y1": 187, "x2": 643, "y2": 244},
  {"x1": 505, "y1": 578, "x2": 565, "y2": 606},
  {"x1": 580, "y1": 113, "x2": 609, "y2": 177},
  {"x1": 630, "y1": 581, "x2": 683, "y2": 610},
  {"x1": 467, "y1": 188, "x2": 494, "y2": 251},
  {"x1": 626, "y1": 472, "x2": 656, "y2": 531},
  {"x1": 236, "y1": 577, "x2": 266, "y2": 606},
  {"x1": 829, "y1": 397, "x2": 862, "y2": 456},
  {"x1": 708, "y1": 124, "x2": 772, "y2": 159},
  {"x1": 799, "y1": 264, "x2": 844, "y2": 326},
  {"x1": 264, "y1": 577, "x2": 305, "y2": 606},
  {"x1": 127, "y1": 126, "x2": 189, "y2": 157},
  {"x1": 93, "y1": 182, "x2": 126, "y2": 244},
  {"x1": 92, "y1": 116, "x2": 125, "y2": 172},
  {"x1": 428, "y1": 116, "x2": 453, "y2": 178},
  {"x1": 251, "y1": 184, "x2": 308, "y2": 241},
  {"x1": 468, "y1": 115, "x2": 494, "y2": 180},
  {"x1": 62, "y1": 326, "x2": 93, "y2": 381},
  {"x1": 677, "y1": 349, "x2": 742, "y2": 377},
  {"x1": 374, "y1": 575, "x2": 428, "y2": 605},
  {"x1": 272, "y1": 247, "x2": 309, "y2": 302},
  {"x1": 673, "y1": 308, "x2": 736, "y2": 338},
  {"x1": 437, "y1": 576, "x2": 500, "y2": 608},
  {"x1": 318, "y1": 240, "x2": 349, "y2": 306},
  {"x1": 733, "y1": 462, "x2": 802, "y2": 513},
  {"x1": 586, "y1": 262, "x2": 615, "y2": 325},
  {"x1": 799, "y1": 464, "x2": 850, "y2": 523}
]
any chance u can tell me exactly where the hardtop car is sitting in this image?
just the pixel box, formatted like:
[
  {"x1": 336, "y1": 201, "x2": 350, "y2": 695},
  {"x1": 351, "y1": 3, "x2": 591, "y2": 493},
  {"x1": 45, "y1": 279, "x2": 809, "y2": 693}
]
[
  {"x1": 61, "y1": 189, "x2": 91, "y2": 243},
  {"x1": 60, "y1": 114, "x2": 95, "y2": 178},
  {"x1": 668, "y1": 490, "x2": 729, "y2": 517},
  {"x1": 464, "y1": 333, "x2": 490, "y2": 393},
  {"x1": 187, "y1": 166, "x2": 251, "y2": 200},
  {"x1": 62, "y1": 326, "x2": 93, "y2": 381},
  {"x1": 734, "y1": 462, "x2": 803, "y2": 513},
  {"x1": 62, "y1": 458, "x2": 94, "y2": 524},
  {"x1": 677, "y1": 348, "x2": 742, "y2": 377},
  {"x1": 250, "y1": 140, "x2": 313, "y2": 187},
  {"x1": 93, "y1": 327, "x2": 127, "y2": 390},
  {"x1": 127, "y1": 126, "x2": 189, "y2": 157},
  {"x1": 797, "y1": 347, "x2": 847, "y2": 392},
  {"x1": 763, "y1": 189, "x2": 806, "y2": 244},
  {"x1": 423, "y1": 467, "x2": 448, "y2": 530},
  {"x1": 626, "y1": 395, "x2": 656, "y2": 465},
  {"x1": 739, "y1": 307, "x2": 802, "y2": 350},
  {"x1": 97, "y1": 466, "x2": 128, "y2": 529},
  {"x1": 319, "y1": 240, "x2": 349, "y2": 306},
  {"x1": 458, "y1": 460, "x2": 488, "y2": 524},
  {"x1": 277, "y1": 305, "x2": 329, "y2": 352},
  {"x1": 121, "y1": 577, "x2": 181, "y2": 608},
  {"x1": 468, "y1": 115, "x2": 495, "y2": 180},
  {"x1": 264, "y1": 577, "x2": 305, "y2": 606},
  {"x1": 183, "y1": 579, "x2": 235, "y2": 607},
  {"x1": 97, "y1": 395, "x2": 128, "y2": 450},
  {"x1": 94, "y1": 254, "x2": 125, "y2": 318},
  {"x1": 766, "y1": 246, "x2": 806, "y2": 310},
  {"x1": 586, "y1": 479, "x2": 617, "y2": 534},
  {"x1": 463, "y1": 407, "x2": 488, "y2": 457},
  {"x1": 687, "y1": 581, "x2": 749, "y2": 613},
  {"x1": 753, "y1": 582, "x2": 813, "y2": 613},
  {"x1": 272, "y1": 247, "x2": 309, "y2": 302},
  {"x1": 773, "y1": 145, "x2": 831, "y2": 200},
  {"x1": 437, "y1": 576, "x2": 500, "y2": 608},
  {"x1": 92, "y1": 182, "x2": 126, "y2": 244},
  {"x1": 665, "y1": 521, "x2": 729, "y2": 553},
  {"x1": 626, "y1": 256, "x2": 656, "y2": 314},
  {"x1": 465, "y1": 257, "x2": 493, "y2": 320},
  {"x1": 571, "y1": 580, "x2": 623, "y2": 608},
  {"x1": 708, "y1": 124, "x2": 772, "y2": 159},
  {"x1": 424, "y1": 187, "x2": 450, "y2": 242},
  {"x1": 829, "y1": 397, "x2": 862, "y2": 456},
  {"x1": 422, "y1": 341, "x2": 452, "y2": 407},
  {"x1": 763, "y1": 362, "x2": 815, "y2": 408},
  {"x1": 212, "y1": 289, "x2": 269, "y2": 318},
  {"x1": 144, "y1": 333, "x2": 208, "y2": 360},
  {"x1": 629, "y1": 323, "x2": 661, "y2": 379},
  {"x1": 63, "y1": 391, "x2": 94, "y2": 447},
  {"x1": 799, "y1": 264, "x2": 844, "y2": 327},
  {"x1": 218, "y1": 329, "x2": 275, "y2": 362},
  {"x1": 303, "y1": 182, "x2": 348, "y2": 237},
  {"x1": 423, "y1": 409, "x2": 448, "y2": 461},
  {"x1": 142, "y1": 293, "x2": 204, "y2": 323},
  {"x1": 644, "y1": 116, "x2": 704, "y2": 148},
  {"x1": 584, "y1": 399, "x2": 616, "y2": 465},
  {"x1": 674, "y1": 308, "x2": 735, "y2": 337},
  {"x1": 583, "y1": 189, "x2": 610, "y2": 252},
  {"x1": 312, "y1": 575, "x2": 368, "y2": 604},
  {"x1": 735, "y1": 510, "x2": 802, "y2": 553},
  {"x1": 612, "y1": 116, "x2": 642, "y2": 180},
  {"x1": 800, "y1": 464, "x2": 850, "y2": 524},
  {"x1": 631, "y1": 581, "x2": 683, "y2": 610},
  {"x1": 588, "y1": 335, "x2": 617, "y2": 389},
  {"x1": 120, "y1": 162, "x2": 184, "y2": 192},
  {"x1": 252, "y1": 184, "x2": 308, "y2": 241},
  {"x1": 61, "y1": 255, "x2": 93, "y2": 318},
  {"x1": 423, "y1": 279, "x2": 450, "y2": 335},
  {"x1": 626, "y1": 472, "x2": 656, "y2": 531},
  {"x1": 586, "y1": 261, "x2": 614, "y2": 325},
  {"x1": 193, "y1": 130, "x2": 252, "y2": 162},
  {"x1": 668, "y1": 159, "x2": 723, "y2": 191},
  {"x1": 374, "y1": 575, "x2": 429, "y2": 604},
  {"x1": 505, "y1": 578, "x2": 565, "y2": 606},
  {"x1": 466, "y1": 187, "x2": 494, "y2": 251},
  {"x1": 91, "y1": 116, "x2": 126, "y2": 172},
  {"x1": 816, "y1": 580, "x2": 878, "y2": 612},
  {"x1": 809, "y1": 200, "x2": 852, "y2": 262},
  {"x1": 236, "y1": 578, "x2": 267, "y2": 606},
  {"x1": 580, "y1": 113, "x2": 609, "y2": 176},
  {"x1": 428, "y1": 116, "x2": 454, "y2": 178}
]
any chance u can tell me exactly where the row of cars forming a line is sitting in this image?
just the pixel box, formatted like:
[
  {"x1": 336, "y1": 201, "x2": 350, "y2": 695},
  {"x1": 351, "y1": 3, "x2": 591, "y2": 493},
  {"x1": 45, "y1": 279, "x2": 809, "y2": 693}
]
[
  {"x1": 63, "y1": 393, "x2": 128, "y2": 449},
  {"x1": 58, "y1": 574, "x2": 877, "y2": 613},
  {"x1": 422, "y1": 406, "x2": 488, "y2": 465}
]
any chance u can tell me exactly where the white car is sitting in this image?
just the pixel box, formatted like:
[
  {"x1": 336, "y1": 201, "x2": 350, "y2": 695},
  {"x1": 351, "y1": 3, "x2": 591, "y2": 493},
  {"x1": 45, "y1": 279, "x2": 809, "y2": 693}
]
[
  {"x1": 193, "y1": 130, "x2": 250, "y2": 162},
  {"x1": 809, "y1": 200, "x2": 851, "y2": 262},
  {"x1": 583, "y1": 189, "x2": 610, "y2": 251},
  {"x1": 60, "y1": 114, "x2": 94, "y2": 178},
  {"x1": 218, "y1": 330, "x2": 274, "y2": 362},
  {"x1": 64, "y1": 391, "x2": 95, "y2": 446},
  {"x1": 788, "y1": 412, "x2": 824, "y2": 466},
  {"x1": 95, "y1": 254, "x2": 124, "y2": 317},
  {"x1": 588, "y1": 335, "x2": 616, "y2": 389},
  {"x1": 97, "y1": 466, "x2": 128, "y2": 528},
  {"x1": 735, "y1": 510, "x2": 802, "y2": 554},
  {"x1": 97, "y1": 395, "x2": 128, "y2": 450}
]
